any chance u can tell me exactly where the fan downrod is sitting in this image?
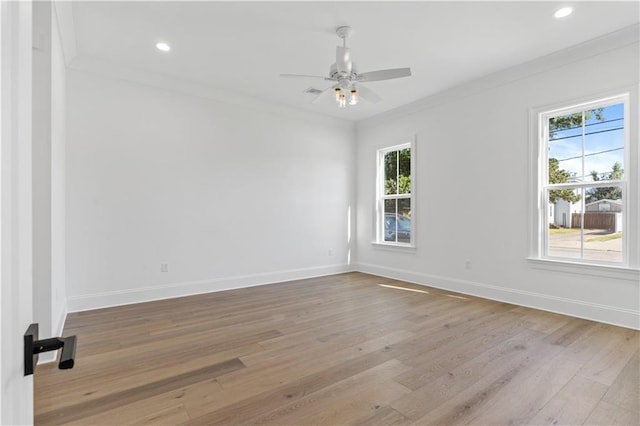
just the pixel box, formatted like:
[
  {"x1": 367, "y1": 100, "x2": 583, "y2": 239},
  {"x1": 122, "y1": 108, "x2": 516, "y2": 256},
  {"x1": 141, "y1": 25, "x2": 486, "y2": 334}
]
[{"x1": 336, "y1": 26, "x2": 354, "y2": 41}]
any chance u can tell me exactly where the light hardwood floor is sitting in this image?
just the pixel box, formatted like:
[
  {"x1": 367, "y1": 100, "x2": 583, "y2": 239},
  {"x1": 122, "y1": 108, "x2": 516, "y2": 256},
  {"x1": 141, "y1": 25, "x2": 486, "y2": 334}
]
[{"x1": 35, "y1": 272, "x2": 639, "y2": 425}]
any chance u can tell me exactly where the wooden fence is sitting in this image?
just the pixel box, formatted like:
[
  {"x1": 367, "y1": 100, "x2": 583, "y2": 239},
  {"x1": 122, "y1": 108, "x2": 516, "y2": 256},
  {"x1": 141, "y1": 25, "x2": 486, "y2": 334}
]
[{"x1": 571, "y1": 212, "x2": 616, "y2": 230}]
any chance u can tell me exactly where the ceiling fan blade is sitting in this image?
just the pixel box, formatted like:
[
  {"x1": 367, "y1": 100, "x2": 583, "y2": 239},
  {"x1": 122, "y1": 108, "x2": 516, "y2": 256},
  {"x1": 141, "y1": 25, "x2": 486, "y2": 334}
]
[
  {"x1": 311, "y1": 85, "x2": 336, "y2": 104},
  {"x1": 355, "y1": 84, "x2": 382, "y2": 104},
  {"x1": 280, "y1": 73, "x2": 332, "y2": 80},
  {"x1": 336, "y1": 46, "x2": 352, "y2": 74},
  {"x1": 357, "y1": 68, "x2": 411, "y2": 82}
]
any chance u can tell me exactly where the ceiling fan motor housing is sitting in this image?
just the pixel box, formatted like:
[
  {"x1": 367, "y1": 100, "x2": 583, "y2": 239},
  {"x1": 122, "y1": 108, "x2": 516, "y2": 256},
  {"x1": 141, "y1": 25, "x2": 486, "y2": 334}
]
[{"x1": 329, "y1": 63, "x2": 358, "y2": 84}]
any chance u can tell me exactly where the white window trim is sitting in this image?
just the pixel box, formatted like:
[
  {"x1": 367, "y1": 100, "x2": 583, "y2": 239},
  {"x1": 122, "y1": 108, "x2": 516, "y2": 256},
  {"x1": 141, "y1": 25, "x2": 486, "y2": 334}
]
[
  {"x1": 529, "y1": 90, "x2": 639, "y2": 275},
  {"x1": 374, "y1": 136, "x2": 416, "y2": 248}
]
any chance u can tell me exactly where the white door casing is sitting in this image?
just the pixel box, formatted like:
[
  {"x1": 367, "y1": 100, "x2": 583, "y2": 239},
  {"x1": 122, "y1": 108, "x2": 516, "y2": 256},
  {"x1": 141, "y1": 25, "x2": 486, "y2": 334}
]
[{"x1": 1, "y1": 0, "x2": 34, "y2": 424}]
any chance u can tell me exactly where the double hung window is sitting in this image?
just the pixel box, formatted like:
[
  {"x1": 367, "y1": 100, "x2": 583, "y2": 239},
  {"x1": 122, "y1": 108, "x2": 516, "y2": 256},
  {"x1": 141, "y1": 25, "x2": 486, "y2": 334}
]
[
  {"x1": 377, "y1": 140, "x2": 415, "y2": 246},
  {"x1": 538, "y1": 95, "x2": 629, "y2": 264}
]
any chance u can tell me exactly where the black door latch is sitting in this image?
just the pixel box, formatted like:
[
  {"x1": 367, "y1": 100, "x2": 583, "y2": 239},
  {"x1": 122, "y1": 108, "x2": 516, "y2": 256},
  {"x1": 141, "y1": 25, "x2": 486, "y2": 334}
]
[{"x1": 24, "y1": 323, "x2": 77, "y2": 376}]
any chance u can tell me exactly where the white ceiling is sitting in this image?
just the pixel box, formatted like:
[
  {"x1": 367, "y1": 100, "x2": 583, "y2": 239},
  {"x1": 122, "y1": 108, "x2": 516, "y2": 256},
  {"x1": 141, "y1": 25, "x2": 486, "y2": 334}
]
[{"x1": 69, "y1": 1, "x2": 639, "y2": 121}]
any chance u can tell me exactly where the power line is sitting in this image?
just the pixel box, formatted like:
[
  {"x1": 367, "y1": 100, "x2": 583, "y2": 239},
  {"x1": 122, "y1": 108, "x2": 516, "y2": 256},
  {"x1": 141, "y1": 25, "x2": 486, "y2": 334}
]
[
  {"x1": 550, "y1": 116, "x2": 623, "y2": 133},
  {"x1": 549, "y1": 125, "x2": 624, "y2": 142},
  {"x1": 557, "y1": 147, "x2": 624, "y2": 162}
]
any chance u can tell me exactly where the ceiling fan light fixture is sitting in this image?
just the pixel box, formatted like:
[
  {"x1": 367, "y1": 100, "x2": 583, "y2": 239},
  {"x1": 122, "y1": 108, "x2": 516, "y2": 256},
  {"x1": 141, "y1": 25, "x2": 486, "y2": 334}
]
[
  {"x1": 335, "y1": 87, "x2": 342, "y2": 102},
  {"x1": 349, "y1": 89, "x2": 358, "y2": 105},
  {"x1": 338, "y1": 93, "x2": 346, "y2": 108}
]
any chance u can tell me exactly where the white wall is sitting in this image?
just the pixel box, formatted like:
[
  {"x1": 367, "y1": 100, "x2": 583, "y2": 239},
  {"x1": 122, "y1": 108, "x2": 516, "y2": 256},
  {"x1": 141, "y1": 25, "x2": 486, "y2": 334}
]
[
  {"x1": 32, "y1": 1, "x2": 67, "y2": 362},
  {"x1": 66, "y1": 69, "x2": 355, "y2": 310},
  {"x1": 355, "y1": 26, "x2": 639, "y2": 329}
]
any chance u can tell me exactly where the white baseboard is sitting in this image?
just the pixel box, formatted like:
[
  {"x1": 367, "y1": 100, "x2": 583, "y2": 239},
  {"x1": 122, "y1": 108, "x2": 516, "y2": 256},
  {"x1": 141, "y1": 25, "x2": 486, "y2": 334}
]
[
  {"x1": 68, "y1": 264, "x2": 353, "y2": 313},
  {"x1": 355, "y1": 262, "x2": 640, "y2": 330},
  {"x1": 37, "y1": 353, "x2": 57, "y2": 364},
  {"x1": 55, "y1": 302, "x2": 68, "y2": 337},
  {"x1": 65, "y1": 262, "x2": 638, "y2": 330}
]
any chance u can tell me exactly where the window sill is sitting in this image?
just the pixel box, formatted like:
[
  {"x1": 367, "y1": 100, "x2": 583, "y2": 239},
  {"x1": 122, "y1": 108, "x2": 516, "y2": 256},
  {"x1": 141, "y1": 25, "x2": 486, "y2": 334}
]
[
  {"x1": 527, "y1": 257, "x2": 640, "y2": 282},
  {"x1": 371, "y1": 242, "x2": 417, "y2": 252}
]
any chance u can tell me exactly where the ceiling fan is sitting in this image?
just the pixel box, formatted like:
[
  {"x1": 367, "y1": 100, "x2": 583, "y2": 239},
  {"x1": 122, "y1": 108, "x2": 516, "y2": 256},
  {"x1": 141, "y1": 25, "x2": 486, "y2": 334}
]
[{"x1": 280, "y1": 26, "x2": 411, "y2": 107}]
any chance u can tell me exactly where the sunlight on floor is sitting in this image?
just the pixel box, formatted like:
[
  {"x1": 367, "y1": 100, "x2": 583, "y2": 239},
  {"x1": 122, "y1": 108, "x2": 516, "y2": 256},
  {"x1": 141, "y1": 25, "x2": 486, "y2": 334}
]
[
  {"x1": 446, "y1": 294, "x2": 468, "y2": 300},
  {"x1": 378, "y1": 283, "x2": 429, "y2": 294}
]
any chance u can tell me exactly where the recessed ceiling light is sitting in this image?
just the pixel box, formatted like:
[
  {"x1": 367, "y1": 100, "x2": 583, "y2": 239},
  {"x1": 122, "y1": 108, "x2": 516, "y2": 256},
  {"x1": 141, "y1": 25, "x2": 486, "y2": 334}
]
[
  {"x1": 554, "y1": 7, "x2": 573, "y2": 19},
  {"x1": 156, "y1": 42, "x2": 171, "y2": 52}
]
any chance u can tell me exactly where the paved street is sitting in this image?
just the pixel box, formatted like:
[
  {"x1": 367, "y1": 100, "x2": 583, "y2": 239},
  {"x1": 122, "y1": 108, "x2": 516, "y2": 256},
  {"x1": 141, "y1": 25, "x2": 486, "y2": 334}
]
[{"x1": 548, "y1": 229, "x2": 622, "y2": 261}]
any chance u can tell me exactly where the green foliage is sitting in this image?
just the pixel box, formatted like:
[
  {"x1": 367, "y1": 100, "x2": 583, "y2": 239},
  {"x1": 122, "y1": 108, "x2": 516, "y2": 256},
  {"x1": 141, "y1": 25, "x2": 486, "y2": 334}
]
[
  {"x1": 384, "y1": 148, "x2": 411, "y2": 195},
  {"x1": 549, "y1": 108, "x2": 604, "y2": 138},
  {"x1": 385, "y1": 175, "x2": 411, "y2": 195},
  {"x1": 586, "y1": 162, "x2": 623, "y2": 203},
  {"x1": 548, "y1": 158, "x2": 580, "y2": 204},
  {"x1": 586, "y1": 232, "x2": 622, "y2": 242}
]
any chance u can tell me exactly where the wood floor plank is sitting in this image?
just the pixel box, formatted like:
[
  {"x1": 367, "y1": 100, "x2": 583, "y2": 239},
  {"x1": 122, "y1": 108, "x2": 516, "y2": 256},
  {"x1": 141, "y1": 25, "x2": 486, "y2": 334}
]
[
  {"x1": 64, "y1": 377, "x2": 224, "y2": 426},
  {"x1": 584, "y1": 400, "x2": 640, "y2": 426},
  {"x1": 36, "y1": 358, "x2": 244, "y2": 424},
  {"x1": 395, "y1": 313, "x2": 528, "y2": 390},
  {"x1": 409, "y1": 361, "x2": 534, "y2": 425},
  {"x1": 34, "y1": 272, "x2": 639, "y2": 426},
  {"x1": 243, "y1": 359, "x2": 411, "y2": 425},
  {"x1": 390, "y1": 328, "x2": 548, "y2": 421},
  {"x1": 292, "y1": 380, "x2": 411, "y2": 426},
  {"x1": 186, "y1": 329, "x2": 414, "y2": 419},
  {"x1": 512, "y1": 306, "x2": 571, "y2": 334},
  {"x1": 576, "y1": 327, "x2": 639, "y2": 386},
  {"x1": 35, "y1": 334, "x2": 272, "y2": 412},
  {"x1": 462, "y1": 350, "x2": 592, "y2": 425},
  {"x1": 600, "y1": 349, "x2": 639, "y2": 413},
  {"x1": 526, "y1": 375, "x2": 608, "y2": 425},
  {"x1": 356, "y1": 406, "x2": 411, "y2": 426},
  {"x1": 68, "y1": 401, "x2": 191, "y2": 426},
  {"x1": 182, "y1": 350, "x2": 402, "y2": 424}
]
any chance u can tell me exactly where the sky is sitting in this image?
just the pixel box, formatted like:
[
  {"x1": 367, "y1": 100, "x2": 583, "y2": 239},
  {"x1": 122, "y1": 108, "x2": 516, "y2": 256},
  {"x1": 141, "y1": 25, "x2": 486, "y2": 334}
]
[{"x1": 548, "y1": 103, "x2": 624, "y2": 182}]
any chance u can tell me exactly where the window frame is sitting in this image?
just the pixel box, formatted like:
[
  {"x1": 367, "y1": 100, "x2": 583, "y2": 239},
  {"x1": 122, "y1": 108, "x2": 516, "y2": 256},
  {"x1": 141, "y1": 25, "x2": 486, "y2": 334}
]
[
  {"x1": 532, "y1": 93, "x2": 635, "y2": 269},
  {"x1": 375, "y1": 137, "x2": 416, "y2": 247}
]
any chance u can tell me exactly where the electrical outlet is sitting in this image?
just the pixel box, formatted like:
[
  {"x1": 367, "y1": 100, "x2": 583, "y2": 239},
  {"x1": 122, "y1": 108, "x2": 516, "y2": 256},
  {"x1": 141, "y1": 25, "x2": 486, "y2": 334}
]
[
  {"x1": 328, "y1": 248, "x2": 334, "y2": 256},
  {"x1": 160, "y1": 263, "x2": 169, "y2": 273},
  {"x1": 465, "y1": 259, "x2": 471, "y2": 269}
]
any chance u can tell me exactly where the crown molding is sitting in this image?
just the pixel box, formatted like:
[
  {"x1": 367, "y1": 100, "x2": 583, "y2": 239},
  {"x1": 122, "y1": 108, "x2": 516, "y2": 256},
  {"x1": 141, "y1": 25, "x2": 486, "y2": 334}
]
[
  {"x1": 68, "y1": 54, "x2": 354, "y2": 131},
  {"x1": 359, "y1": 24, "x2": 639, "y2": 128}
]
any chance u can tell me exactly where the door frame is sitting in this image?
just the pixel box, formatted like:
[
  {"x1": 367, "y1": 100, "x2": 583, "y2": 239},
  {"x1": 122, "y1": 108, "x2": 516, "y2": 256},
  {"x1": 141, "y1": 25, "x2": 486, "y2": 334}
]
[{"x1": 1, "y1": 0, "x2": 34, "y2": 424}]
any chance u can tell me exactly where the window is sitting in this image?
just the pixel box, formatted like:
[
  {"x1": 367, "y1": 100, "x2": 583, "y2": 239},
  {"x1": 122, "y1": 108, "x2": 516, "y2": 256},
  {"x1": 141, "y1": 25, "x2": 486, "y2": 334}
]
[
  {"x1": 377, "y1": 140, "x2": 415, "y2": 245},
  {"x1": 538, "y1": 95, "x2": 629, "y2": 265}
]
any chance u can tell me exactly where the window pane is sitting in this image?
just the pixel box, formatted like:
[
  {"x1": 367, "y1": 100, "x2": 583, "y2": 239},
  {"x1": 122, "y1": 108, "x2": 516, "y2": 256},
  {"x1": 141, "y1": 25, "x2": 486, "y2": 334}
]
[
  {"x1": 384, "y1": 199, "x2": 397, "y2": 242},
  {"x1": 547, "y1": 186, "x2": 623, "y2": 262},
  {"x1": 585, "y1": 185, "x2": 622, "y2": 205},
  {"x1": 547, "y1": 188, "x2": 583, "y2": 259},
  {"x1": 384, "y1": 151, "x2": 398, "y2": 195},
  {"x1": 549, "y1": 112, "x2": 584, "y2": 181},
  {"x1": 584, "y1": 104, "x2": 624, "y2": 182},
  {"x1": 583, "y1": 186, "x2": 623, "y2": 262},
  {"x1": 398, "y1": 148, "x2": 411, "y2": 195},
  {"x1": 397, "y1": 198, "x2": 411, "y2": 243}
]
